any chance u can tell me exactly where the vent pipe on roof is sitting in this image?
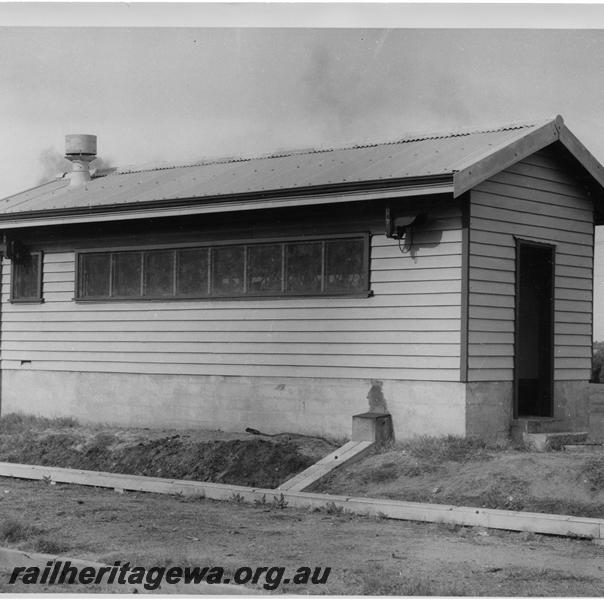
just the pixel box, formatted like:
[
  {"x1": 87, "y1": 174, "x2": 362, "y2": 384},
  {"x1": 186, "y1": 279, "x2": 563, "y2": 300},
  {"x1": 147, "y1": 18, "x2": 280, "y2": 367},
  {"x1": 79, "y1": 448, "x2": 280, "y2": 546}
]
[{"x1": 65, "y1": 134, "x2": 97, "y2": 188}]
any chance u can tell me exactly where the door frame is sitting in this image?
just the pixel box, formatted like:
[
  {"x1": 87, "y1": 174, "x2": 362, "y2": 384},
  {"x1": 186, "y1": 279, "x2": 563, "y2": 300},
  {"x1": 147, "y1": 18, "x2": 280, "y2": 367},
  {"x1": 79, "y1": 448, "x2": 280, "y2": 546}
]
[{"x1": 513, "y1": 238, "x2": 556, "y2": 419}]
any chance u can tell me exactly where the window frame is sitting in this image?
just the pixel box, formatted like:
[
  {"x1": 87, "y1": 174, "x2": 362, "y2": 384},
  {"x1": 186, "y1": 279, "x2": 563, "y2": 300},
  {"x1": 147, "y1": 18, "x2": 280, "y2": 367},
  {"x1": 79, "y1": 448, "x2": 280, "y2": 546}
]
[
  {"x1": 10, "y1": 250, "x2": 44, "y2": 303},
  {"x1": 74, "y1": 233, "x2": 370, "y2": 302}
]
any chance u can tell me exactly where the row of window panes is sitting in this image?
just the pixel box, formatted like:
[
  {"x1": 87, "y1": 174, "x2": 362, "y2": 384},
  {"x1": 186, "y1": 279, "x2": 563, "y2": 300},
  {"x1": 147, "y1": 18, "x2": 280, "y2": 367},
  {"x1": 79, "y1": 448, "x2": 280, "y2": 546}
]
[{"x1": 77, "y1": 238, "x2": 367, "y2": 299}]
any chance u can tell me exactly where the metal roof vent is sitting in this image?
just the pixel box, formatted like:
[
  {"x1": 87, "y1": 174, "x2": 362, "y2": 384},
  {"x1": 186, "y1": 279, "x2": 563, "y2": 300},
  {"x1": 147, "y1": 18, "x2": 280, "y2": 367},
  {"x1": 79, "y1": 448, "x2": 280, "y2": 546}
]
[{"x1": 65, "y1": 134, "x2": 97, "y2": 188}]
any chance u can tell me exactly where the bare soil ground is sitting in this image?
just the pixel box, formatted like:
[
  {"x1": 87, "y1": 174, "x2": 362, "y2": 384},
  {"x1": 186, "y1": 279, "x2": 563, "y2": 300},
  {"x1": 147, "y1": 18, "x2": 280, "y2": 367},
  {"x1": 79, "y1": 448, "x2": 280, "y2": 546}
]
[
  {"x1": 0, "y1": 477, "x2": 603, "y2": 595},
  {"x1": 314, "y1": 436, "x2": 604, "y2": 518},
  {"x1": 0, "y1": 414, "x2": 336, "y2": 489},
  {"x1": 1, "y1": 417, "x2": 604, "y2": 594}
]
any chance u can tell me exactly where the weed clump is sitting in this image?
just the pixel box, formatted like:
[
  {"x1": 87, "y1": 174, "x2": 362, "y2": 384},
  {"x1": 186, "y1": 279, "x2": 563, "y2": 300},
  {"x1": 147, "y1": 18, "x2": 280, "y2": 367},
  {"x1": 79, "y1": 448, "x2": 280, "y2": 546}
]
[
  {"x1": 0, "y1": 413, "x2": 78, "y2": 434},
  {"x1": 32, "y1": 537, "x2": 72, "y2": 554},
  {"x1": 0, "y1": 517, "x2": 41, "y2": 543},
  {"x1": 352, "y1": 436, "x2": 496, "y2": 486},
  {"x1": 254, "y1": 494, "x2": 268, "y2": 507},
  {"x1": 272, "y1": 493, "x2": 288, "y2": 509},
  {"x1": 359, "y1": 564, "x2": 467, "y2": 596},
  {"x1": 324, "y1": 501, "x2": 344, "y2": 515},
  {"x1": 400, "y1": 435, "x2": 493, "y2": 463},
  {"x1": 580, "y1": 457, "x2": 604, "y2": 492},
  {"x1": 229, "y1": 492, "x2": 245, "y2": 504},
  {"x1": 365, "y1": 462, "x2": 400, "y2": 482}
]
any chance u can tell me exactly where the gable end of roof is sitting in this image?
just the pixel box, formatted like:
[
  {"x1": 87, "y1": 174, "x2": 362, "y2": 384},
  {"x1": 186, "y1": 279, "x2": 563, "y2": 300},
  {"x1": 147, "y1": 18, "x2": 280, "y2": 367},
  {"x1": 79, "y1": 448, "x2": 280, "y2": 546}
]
[
  {"x1": 453, "y1": 117, "x2": 561, "y2": 196},
  {"x1": 453, "y1": 115, "x2": 604, "y2": 197}
]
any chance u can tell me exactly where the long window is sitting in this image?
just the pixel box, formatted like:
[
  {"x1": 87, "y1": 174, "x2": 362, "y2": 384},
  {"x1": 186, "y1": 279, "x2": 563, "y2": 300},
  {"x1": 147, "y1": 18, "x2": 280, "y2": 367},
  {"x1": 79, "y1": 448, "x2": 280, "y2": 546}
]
[
  {"x1": 11, "y1": 251, "x2": 43, "y2": 302},
  {"x1": 76, "y1": 235, "x2": 369, "y2": 300}
]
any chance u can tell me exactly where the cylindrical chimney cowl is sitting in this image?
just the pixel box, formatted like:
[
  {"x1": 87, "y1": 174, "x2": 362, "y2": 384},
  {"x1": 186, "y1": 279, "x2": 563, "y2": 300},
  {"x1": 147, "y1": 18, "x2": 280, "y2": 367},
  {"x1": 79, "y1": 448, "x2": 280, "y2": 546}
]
[
  {"x1": 65, "y1": 134, "x2": 97, "y2": 188},
  {"x1": 65, "y1": 134, "x2": 97, "y2": 157}
]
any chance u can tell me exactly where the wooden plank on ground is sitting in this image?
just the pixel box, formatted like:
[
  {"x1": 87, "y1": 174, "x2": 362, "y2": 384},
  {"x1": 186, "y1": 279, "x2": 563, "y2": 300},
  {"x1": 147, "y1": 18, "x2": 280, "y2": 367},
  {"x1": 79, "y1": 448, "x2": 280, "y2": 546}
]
[
  {"x1": 0, "y1": 462, "x2": 601, "y2": 542},
  {"x1": 279, "y1": 441, "x2": 373, "y2": 491}
]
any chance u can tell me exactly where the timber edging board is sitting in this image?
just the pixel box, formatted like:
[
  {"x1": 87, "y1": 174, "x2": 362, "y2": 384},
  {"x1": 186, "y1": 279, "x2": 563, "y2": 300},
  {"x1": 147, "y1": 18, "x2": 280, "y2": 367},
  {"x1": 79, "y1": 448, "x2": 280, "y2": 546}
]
[{"x1": 0, "y1": 461, "x2": 602, "y2": 542}]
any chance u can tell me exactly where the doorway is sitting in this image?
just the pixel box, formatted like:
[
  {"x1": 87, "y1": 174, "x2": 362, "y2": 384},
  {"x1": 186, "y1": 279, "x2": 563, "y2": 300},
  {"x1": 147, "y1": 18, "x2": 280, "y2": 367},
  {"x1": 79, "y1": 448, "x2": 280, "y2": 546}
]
[{"x1": 514, "y1": 240, "x2": 555, "y2": 418}]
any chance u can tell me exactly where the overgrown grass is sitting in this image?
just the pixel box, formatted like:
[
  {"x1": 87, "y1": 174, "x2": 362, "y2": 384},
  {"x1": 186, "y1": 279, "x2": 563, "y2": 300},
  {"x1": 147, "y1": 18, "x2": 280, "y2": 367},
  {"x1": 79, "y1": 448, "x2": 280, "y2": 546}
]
[
  {"x1": 318, "y1": 434, "x2": 604, "y2": 516},
  {"x1": 359, "y1": 563, "x2": 596, "y2": 596},
  {"x1": 359, "y1": 565, "x2": 468, "y2": 596},
  {"x1": 31, "y1": 537, "x2": 73, "y2": 554},
  {"x1": 0, "y1": 413, "x2": 78, "y2": 434},
  {"x1": 501, "y1": 566, "x2": 597, "y2": 584},
  {"x1": 346, "y1": 435, "x2": 514, "y2": 486},
  {"x1": 0, "y1": 517, "x2": 41, "y2": 543},
  {"x1": 357, "y1": 459, "x2": 436, "y2": 484},
  {"x1": 580, "y1": 456, "x2": 604, "y2": 492},
  {"x1": 359, "y1": 435, "x2": 500, "y2": 482},
  {"x1": 363, "y1": 461, "x2": 401, "y2": 482},
  {"x1": 397, "y1": 435, "x2": 498, "y2": 463}
]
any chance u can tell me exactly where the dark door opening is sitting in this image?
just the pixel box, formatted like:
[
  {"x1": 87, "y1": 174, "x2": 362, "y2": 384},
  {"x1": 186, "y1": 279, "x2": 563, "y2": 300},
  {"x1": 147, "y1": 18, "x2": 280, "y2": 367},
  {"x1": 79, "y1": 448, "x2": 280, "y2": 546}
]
[{"x1": 514, "y1": 241, "x2": 555, "y2": 418}]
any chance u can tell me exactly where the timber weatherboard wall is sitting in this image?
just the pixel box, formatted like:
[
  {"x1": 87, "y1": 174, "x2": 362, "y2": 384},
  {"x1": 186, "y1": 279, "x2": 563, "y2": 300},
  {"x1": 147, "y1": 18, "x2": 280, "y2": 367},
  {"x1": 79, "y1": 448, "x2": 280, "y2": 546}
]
[
  {"x1": 0, "y1": 202, "x2": 463, "y2": 435},
  {"x1": 2, "y1": 117, "x2": 604, "y2": 440},
  {"x1": 467, "y1": 147, "x2": 594, "y2": 383}
]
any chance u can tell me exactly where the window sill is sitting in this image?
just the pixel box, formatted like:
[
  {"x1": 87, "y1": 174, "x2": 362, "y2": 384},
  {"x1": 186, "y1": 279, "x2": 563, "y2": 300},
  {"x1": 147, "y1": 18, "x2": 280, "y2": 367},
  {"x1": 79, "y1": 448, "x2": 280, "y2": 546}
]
[
  {"x1": 73, "y1": 291, "x2": 374, "y2": 303},
  {"x1": 9, "y1": 298, "x2": 45, "y2": 304}
]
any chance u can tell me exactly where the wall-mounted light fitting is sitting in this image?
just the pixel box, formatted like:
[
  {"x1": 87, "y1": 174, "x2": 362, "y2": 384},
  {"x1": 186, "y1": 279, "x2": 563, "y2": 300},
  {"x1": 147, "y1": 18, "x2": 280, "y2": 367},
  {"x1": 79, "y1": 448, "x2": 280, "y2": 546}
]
[{"x1": 385, "y1": 207, "x2": 428, "y2": 240}]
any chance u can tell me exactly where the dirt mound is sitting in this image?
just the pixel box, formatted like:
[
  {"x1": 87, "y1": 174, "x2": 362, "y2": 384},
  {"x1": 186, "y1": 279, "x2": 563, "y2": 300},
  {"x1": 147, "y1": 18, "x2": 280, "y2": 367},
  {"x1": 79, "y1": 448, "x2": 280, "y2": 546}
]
[
  {"x1": 0, "y1": 417, "x2": 333, "y2": 488},
  {"x1": 314, "y1": 437, "x2": 604, "y2": 518},
  {"x1": 106, "y1": 436, "x2": 314, "y2": 487}
]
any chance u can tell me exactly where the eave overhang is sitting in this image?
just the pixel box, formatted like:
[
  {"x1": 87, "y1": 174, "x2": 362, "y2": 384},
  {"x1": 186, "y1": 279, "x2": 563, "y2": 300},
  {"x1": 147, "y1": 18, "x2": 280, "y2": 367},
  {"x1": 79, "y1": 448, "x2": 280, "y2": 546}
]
[{"x1": 0, "y1": 176, "x2": 454, "y2": 230}]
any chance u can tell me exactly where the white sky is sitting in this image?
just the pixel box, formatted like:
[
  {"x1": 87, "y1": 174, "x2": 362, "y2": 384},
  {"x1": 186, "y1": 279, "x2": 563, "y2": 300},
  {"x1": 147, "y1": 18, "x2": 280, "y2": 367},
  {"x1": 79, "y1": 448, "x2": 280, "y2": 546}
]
[{"x1": 2, "y1": 4, "x2": 604, "y2": 337}]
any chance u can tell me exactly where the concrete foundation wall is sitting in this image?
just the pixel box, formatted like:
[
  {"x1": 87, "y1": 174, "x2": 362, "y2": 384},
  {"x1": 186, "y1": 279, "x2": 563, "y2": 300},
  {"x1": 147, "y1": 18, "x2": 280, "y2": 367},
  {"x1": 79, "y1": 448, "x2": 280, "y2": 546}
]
[
  {"x1": 1, "y1": 370, "x2": 467, "y2": 440},
  {"x1": 465, "y1": 382, "x2": 513, "y2": 438},
  {"x1": 3, "y1": 370, "x2": 593, "y2": 440},
  {"x1": 553, "y1": 381, "x2": 590, "y2": 430},
  {"x1": 465, "y1": 380, "x2": 592, "y2": 439},
  {"x1": 585, "y1": 384, "x2": 604, "y2": 441}
]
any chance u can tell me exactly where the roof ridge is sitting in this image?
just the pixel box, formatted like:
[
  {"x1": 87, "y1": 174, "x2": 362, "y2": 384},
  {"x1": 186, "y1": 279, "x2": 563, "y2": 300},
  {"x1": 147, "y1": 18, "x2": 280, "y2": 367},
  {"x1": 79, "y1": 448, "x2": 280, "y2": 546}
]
[
  {"x1": 0, "y1": 177, "x2": 67, "y2": 202},
  {"x1": 114, "y1": 118, "x2": 553, "y2": 176}
]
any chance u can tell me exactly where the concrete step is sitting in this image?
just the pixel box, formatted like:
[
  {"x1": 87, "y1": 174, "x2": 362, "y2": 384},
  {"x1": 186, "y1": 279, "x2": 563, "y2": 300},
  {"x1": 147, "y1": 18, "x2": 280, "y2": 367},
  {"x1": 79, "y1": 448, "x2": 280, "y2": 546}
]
[
  {"x1": 512, "y1": 418, "x2": 572, "y2": 434},
  {"x1": 525, "y1": 431, "x2": 588, "y2": 451}
]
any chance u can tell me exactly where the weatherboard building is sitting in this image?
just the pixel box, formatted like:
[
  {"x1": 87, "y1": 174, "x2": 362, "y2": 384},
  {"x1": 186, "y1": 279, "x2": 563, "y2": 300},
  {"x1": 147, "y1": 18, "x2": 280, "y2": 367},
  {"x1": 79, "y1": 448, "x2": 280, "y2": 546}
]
[{"x1": 0, "y1": 115, "x2": 602, "y2": 440}]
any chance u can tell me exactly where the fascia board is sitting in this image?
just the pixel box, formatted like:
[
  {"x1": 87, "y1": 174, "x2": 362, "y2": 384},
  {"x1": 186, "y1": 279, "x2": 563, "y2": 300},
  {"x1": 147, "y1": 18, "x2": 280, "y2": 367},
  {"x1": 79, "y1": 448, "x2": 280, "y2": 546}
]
[
  {"x1": 0, "y1": 181, "x2": 454, "y2": 230},
  {"x1": 453, "y1": 118, "x2": 561, "y2": 197}
]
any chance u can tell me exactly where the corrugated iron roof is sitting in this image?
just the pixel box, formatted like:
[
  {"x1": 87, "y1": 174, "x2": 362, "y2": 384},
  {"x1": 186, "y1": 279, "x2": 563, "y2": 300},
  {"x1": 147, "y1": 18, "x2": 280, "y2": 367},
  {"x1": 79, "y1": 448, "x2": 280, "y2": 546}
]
[{"x1": 0, "y1": 118, "x2": 564, "y2": 218}]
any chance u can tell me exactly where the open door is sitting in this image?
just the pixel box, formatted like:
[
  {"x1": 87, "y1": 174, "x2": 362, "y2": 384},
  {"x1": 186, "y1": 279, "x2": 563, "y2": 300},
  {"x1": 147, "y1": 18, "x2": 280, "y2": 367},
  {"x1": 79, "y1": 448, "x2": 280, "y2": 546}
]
[{"x1": 514, "y1": 240, "x2": 555, "y2": 418}]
